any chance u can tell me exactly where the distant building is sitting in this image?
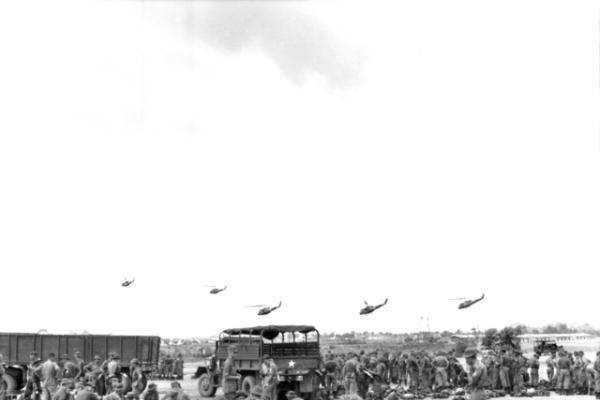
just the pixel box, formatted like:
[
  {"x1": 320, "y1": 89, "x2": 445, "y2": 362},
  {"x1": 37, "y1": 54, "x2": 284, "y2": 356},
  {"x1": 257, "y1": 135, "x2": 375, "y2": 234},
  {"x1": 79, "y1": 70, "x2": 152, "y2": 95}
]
[{"x1": 517, "y1": 333, "x2": 594, "y2": 344}]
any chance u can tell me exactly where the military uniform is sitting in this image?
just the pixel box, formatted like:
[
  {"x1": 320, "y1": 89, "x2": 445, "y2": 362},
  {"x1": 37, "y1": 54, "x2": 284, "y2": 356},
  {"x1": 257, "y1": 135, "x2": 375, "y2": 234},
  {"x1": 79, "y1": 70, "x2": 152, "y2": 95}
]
[
  {"x1": 341, "y1": 357, "x2": 359, "y2": 395},
  {"x1": 222, "y1": 350, "x2": 241, "y2": 400},
  {"x1": 432, "y1": 354, "x2": 449, "y2": 389},
  {"x1": 593, "y1": 354, "x2": 600, "y2": 397},
  {"x1": 556, "y1": 353, "x2": 572, "y2": 393},
  {"x1": 546, "y1": 356, "x2": 555, "y2": 384},
  {"x1": 261, "y1": 359, "x2": 279, "y2": 400},
  {"x1": 465, "y1": 351, "x2": 487, "y2": 400},
  {"x1": 173, "y1": 356, "x2": 184, "y2": 380},
  {"x1": 41, "y1": 357, "x2": 61, "y2": 400},
  {"x1": 528, "y1": 356, "x2": 539, "y2": 388}
]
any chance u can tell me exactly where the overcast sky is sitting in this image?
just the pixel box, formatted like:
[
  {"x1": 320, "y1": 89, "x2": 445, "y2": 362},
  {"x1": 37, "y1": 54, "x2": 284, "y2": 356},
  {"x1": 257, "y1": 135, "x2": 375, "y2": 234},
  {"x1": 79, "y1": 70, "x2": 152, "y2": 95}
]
[{"x1": 0, "y1": 0, "x2": 599, "y2": 338}]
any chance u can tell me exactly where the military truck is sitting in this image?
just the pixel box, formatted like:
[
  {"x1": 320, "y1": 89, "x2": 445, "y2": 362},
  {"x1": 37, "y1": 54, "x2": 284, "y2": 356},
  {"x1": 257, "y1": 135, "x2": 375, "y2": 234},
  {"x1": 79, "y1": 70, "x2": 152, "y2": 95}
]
[
  {"x1": 533, "y1": 339, "x2": 559, "y2": 355},
  {"x1": 0, "y1": 332, "x2": 160, "y2": 395},
  {"x1": 194, "y1": 325, "x2": 321, "y2": 400}
]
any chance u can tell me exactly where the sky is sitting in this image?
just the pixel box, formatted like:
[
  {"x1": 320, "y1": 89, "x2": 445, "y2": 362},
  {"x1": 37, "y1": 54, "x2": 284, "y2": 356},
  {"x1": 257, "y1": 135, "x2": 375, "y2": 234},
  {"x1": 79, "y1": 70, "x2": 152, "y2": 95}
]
[{"x1": 0, "y1": 0, "x2": 599, "y2": 338}]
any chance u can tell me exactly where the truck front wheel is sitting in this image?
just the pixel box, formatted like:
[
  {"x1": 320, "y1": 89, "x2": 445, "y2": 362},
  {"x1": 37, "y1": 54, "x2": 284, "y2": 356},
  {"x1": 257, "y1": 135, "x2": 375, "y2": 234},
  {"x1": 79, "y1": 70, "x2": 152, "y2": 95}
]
[
  {"x1": 241, "y1": 376, "x2": 256, "y2": 394},
  {"x1": 1, "y1": 374, "x2": 17, "y2": 394},
  {"x1": 198, "y1": 373, "x2": 217, "y2": 397}
]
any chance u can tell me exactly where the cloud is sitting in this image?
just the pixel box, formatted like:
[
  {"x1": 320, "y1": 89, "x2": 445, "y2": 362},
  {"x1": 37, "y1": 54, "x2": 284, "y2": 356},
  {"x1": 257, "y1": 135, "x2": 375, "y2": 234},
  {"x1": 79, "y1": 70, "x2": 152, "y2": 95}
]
[{"x1": 183, "y1": 2, "x2": 366, "y2": 91}]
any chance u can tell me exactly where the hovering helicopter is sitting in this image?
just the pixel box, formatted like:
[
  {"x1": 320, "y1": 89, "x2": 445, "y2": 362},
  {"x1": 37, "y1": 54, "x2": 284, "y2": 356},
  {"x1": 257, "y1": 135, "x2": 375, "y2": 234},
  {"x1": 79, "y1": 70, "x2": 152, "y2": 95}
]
[
  {"x1": 121, "y1": 278, "x2": 135, "y2": 287},
  {"x1": 246, "y1": 302, "x2": 282, "y2": 316},
  {"x1": 205, "y1": 285, "x2": 227, "y2": 294},
  {"x1": 359, "y1": 298, "x2": 388, "y2": 315},
  {"x1": 450, "y1": 294, "x2": 485, "y2": 309}
]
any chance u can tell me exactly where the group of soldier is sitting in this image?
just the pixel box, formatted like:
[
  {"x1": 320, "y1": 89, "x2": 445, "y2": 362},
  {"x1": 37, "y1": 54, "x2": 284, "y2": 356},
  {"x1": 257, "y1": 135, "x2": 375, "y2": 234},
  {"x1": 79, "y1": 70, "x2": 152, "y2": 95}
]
[
  {"x1": 322, "y1": 347, "x2": 600, "y2": 400},
  {"x1": 3, "y1": 352, "x2": 185, "y2": 400}
]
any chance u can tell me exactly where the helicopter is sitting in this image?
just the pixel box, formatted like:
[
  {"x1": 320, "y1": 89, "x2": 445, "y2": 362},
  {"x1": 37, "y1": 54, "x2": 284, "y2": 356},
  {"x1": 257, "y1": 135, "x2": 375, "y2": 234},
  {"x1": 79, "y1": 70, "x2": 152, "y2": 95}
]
[
  {"x1": 205, "y1": 285, "x2": 227, "y2": 294},
  {"x1": 359, "y1": 298, "x2": 388, "y2": 315},
  {"x1": 246, "y1": 302, "x2": 282, "y2": 316},
  {"x1": 450, "y1": 294, "x2": 485, "y2": 309},
  {"x1": 121, "y1": 278, "x2": 135, "y2": 287}
]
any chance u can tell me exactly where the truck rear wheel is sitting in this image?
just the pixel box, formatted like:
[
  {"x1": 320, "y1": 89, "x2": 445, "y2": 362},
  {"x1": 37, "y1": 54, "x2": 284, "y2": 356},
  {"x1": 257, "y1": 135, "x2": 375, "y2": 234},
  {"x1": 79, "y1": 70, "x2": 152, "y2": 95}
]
[
  {"x1": 241, "y1": 376, "x2": 256, "y2": 394},
  {"x1": 198, "y1": 373, "x2": 217, "y2": 397}
]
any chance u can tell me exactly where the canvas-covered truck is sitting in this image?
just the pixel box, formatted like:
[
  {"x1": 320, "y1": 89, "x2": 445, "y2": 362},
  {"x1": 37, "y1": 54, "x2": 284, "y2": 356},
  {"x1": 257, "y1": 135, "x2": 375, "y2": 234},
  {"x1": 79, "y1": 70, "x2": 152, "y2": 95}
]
[
  {"x1": 194, "y1": 325, "x2": 321, "y2": 400},
  {"x1": 0, "y1": 332, "x2": 160, "y2": 395}
]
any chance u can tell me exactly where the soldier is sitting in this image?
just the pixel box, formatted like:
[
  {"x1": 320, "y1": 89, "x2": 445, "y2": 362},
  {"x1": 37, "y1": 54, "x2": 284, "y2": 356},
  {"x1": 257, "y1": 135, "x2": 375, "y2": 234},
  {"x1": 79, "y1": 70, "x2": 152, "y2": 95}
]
[
  {"x1": 528, "y1": 354, "x2": 539, "y2": 388},
  {"x1": 73, "y1": 352, "x2": 85, "y2": 381},
  {"x1": 418, "y1": 352, "x2": 432, "y2": 391},
  {"x1": 260, "y1": 356, "x2": 279, "y2": 400},
  {"x1": 140, "y1": 383, "x2": 158, "y2": 400},
  {"x1": 388, "y1": 353, "x2": 399, "y2": 385},
  {"x1": 355, "y1": 356, "x2": 369, "y2": 399},
  {"x1": 162, "y1": 381, "x2": 189, "y2": 400},
  {"x1": 407, "y1": 352, "x2": 419, "y2": 391},
  {"x1": 341, "y1": 353, "x2": 359, "y2": 395},
  {"x1": 323, "y1": 353, "x2": 339, "y2": 397},
  {"x1": 556, "y1": 350, "x2": 572, "y2": 394},
  {"x1": 222, "y1": 345, "x2": 241, "y2": 400},
  {"x1": 593, "y1": 351, "x2": 600, "y2": 399},
  {"x1": 546, "y1": 354, "x2": 556, "y2": 385},
  {"x1": 52, "y1": 379, "x2": 74, "y2": 400},
  {"x1": 41, "y1": 353, "x2": 62, "y2": 400},
  {"x1": 62, "y1": 355, "x2": 79, "y2": 380},
  {"x1": 172, "y1": 355, "x2": 184, "y2": 381},
  {"x1": 104, "y1": 383, "x2": 125, "y2": 400},
  {"x1": 372, "y1": 357, "x2": 388, "y2": 400},
  {"x1": 398, "y1": 354, "x2": 407, "y2": 387},
  {"x1": 432, "y1": 352, "x2": 449, "y2": 390},
  {"x1": 24, "y1": 352, "x2": 44, "y2": 400},
  {"x1": 73, "y1": 382, "x2": 98, "y2": 400},
  {"x1": 129, "y1": 359, "x2": 145, "y2": 396},
  {"x1": 465, "y1": 349, "x2": 487, "y2": 400},
  {"x1": 105, "y1": 354, "x2": 122, "y2": 393},
  {"x1": 498, "y1": 349, "x2": 511, "y2": 392}
]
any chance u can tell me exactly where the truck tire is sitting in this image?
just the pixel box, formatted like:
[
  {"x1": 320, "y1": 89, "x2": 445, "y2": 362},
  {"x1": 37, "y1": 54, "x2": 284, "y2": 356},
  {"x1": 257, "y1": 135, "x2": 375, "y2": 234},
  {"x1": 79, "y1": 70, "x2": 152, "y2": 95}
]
[
  {"x1": 198, "y1": 373, "x2": 217, "y2": 397},
  {"x1": 2, "y1": 374, "x2": 17, "y2": 394},
  {"x1": 241, "y1": 376, "x2": 256, "y2": 394},
  {"x1": 121, "y1": 375, "x2": 132, "y2": 393}
]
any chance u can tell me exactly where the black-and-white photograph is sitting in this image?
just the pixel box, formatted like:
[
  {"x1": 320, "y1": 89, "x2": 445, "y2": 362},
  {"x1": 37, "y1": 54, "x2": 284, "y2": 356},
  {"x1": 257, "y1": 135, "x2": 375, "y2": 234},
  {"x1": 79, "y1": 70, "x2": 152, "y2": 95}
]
[{"x1": 0, "y1": 1, "x2": 598, "y2": 400}]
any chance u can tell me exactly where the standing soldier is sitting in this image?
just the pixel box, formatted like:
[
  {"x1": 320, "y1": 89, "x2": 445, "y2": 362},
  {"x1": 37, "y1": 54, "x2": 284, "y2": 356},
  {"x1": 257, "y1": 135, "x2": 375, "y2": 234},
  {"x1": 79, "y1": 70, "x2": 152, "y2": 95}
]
[
  {"x1": 73, "y1": 352, "x2": 85, "y2": 381},
  {"x1": 25, "y1": 352, "x2": 43, "y2": 400},
  {"x1": 41, "y1": 353, "x2": 61, "y2": 400},
  {"x1": 528, "y1": 354, "x2": 539, "y2": 388},
  {"x1": 432, "y1": 352, "x2": 449, "y2": 390},
  {"x1": 260, "y1": 356, "x2": 279, "y2": 400},
  {"x1": 465, "y1": 349, "x2": 487, "y2": 400},
  {"x1": 546, "y1": 354, "x2": 556, "y2": 386},
  {"x1": 106, "y1": 354, "x2": 122, "y2": 393},
  {"x1": 323, "y1": 353, "x2": 339, "y2": 397},
  {"x1": 173, "y1": 355, "x2": 184, "y2": 381},
  {"x1": 593, "y1": 351, "x2": 600, "y2": 399},
  {"x1": 388, "y1": 353, "x2": 399, "y2": 385},
  {"x1": 498, "y1": 349, "x2": 511, "y2": 393},
  {"x1": 341, "y1": 353, "x2": 359, "y2": 395},
  {"x1": 372, "y1": 357, "x2": 387, "y2": 400},
  {"x1": 418, "y1": 353, "x2": 432, "y2": 391},
  {"x1": 222, "y1": 345, "x2": 241, "y2": 400},
  {"x1": 83, "y1": 355, "x2": 103, "y2": 392},
  {"x1": 407, "y1": 353, "x2": 419, "y2": 391},
  {"x1": 356, "y1": 356, "x2": 369, "y2": 399},
  {"x1": 130, "y1": 359, "x2": 145, "y2": 396},
  {"x1": 556, "y1": 350, "x2": 572, "y2": 394}
]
